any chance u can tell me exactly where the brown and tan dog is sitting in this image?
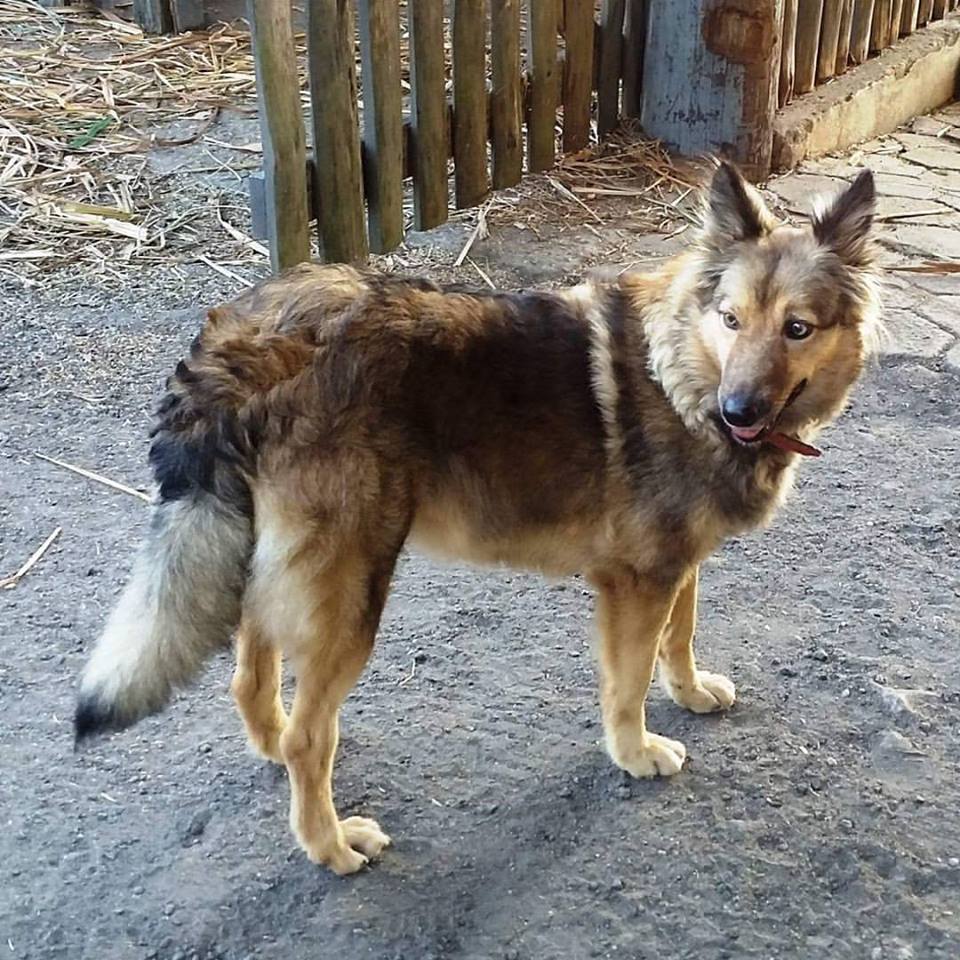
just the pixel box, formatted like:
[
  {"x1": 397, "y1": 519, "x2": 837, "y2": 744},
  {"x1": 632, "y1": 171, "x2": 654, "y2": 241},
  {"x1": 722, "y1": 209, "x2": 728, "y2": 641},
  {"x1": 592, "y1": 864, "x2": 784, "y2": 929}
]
[{"x1": 76, "y1": 162, "x2": 881, "y2": 875}]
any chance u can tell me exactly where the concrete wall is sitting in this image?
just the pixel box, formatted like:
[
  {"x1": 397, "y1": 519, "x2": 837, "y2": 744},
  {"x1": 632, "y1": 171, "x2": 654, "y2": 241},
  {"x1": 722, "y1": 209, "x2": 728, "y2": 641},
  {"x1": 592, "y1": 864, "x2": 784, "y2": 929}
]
[{"x1": 774, "y1": 19, "x2": 960, "y2": 170}]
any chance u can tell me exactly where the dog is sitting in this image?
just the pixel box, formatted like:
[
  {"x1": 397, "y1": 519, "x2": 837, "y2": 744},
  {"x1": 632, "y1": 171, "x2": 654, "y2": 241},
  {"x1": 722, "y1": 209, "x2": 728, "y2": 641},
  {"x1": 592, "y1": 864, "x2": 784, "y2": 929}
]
[{"x1": 75, "y1": 162, "x2": 881, "y2": 875}]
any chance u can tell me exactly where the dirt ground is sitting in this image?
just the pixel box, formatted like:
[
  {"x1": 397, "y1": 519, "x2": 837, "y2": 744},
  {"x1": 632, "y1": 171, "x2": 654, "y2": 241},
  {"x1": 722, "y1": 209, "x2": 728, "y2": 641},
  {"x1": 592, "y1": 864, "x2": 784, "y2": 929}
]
[{"x1": 3, "y1": 27, "x2": 960, "y2": 960}]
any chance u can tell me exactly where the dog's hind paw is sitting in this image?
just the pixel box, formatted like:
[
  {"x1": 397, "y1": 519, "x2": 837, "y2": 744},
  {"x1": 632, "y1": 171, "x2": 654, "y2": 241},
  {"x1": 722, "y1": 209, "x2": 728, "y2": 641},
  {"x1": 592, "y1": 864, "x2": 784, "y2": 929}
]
[
  {"x1": 663, "y1": 670, "x2": 736, "y2": 714},
  {"x1": 301, "y1": 817, "x2": 391, "y2": 875},
  {"x1": 341, "y1": 816, "x2": 392, "y2": 860},
  {"x1": 610, "y1": 732, "x2": 687, "y2": 779}
]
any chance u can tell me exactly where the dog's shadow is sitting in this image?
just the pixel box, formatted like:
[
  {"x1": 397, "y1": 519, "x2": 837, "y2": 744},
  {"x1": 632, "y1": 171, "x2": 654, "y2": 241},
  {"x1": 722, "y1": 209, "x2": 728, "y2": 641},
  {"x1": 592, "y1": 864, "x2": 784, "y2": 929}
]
[
  {"x1": 191, "y1": 692, "x2": 742, "y2": 957},
  {"x1": 203, "y1": 739, "x2": 694, "y2": 957}
]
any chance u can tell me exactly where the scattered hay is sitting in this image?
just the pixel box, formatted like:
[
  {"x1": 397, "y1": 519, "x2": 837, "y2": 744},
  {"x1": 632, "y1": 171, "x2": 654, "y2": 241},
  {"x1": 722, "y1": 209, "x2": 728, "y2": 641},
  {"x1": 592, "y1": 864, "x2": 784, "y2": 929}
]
[
  {"x1": 481, "y1": 123, "x2": 701, "y2": 238},
  {"x1": 0, "y1": 0, "x2": 275, "y2": 280}
]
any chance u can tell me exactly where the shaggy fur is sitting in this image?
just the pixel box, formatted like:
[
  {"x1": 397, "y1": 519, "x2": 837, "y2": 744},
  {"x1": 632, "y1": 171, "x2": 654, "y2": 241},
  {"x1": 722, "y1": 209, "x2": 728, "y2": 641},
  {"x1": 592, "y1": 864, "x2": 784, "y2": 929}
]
[{"x1": 76, "y1": 163, "x2": 881, "y2": 875}]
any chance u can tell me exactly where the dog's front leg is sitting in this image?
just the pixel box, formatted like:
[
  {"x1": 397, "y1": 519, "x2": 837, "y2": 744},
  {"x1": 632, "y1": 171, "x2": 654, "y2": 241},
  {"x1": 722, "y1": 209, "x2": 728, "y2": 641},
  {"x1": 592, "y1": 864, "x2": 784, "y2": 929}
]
[
  {"x1": 593, "y1": 568, "x2": 687, "y2": 778},
  {"x1": 658, "y1": 566, "x2": 736, "y2": 713}
]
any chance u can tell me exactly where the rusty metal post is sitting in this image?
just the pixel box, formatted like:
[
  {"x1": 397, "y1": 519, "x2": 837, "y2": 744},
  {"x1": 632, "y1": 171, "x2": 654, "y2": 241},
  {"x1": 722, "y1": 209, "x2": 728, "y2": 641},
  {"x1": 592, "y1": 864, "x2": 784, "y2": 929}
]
[{"x1": 639, "y1": 0, "x2": 784, "y2": 180}]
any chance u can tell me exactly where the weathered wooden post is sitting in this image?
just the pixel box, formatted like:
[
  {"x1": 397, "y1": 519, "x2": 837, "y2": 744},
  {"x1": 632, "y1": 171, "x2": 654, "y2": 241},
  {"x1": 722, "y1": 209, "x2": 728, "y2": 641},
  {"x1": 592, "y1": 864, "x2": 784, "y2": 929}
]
[
  {"x1": 358, "y1": 0, "x2": 405, "y2": 253},
  {"x1": 598, "y1": 0, "x2": 627, "y2": 136},
  {"x1": 639, "y1": 1, "x2": 784, "y2": 180},
  {"x1": 308, "y1": 0, "x2": 368, "y2": 263},
  {"x1": 133, "y1": 0, "x2": 173, "y2": 34},
  {"x1": 780, "y1": 0, "x2": 798, "y2": 105},
  {"x1": 131, "y1": 0, "x2": 205, "y2": 36},
  {"x1": 248, "y1": 0, "x2": 311, "y2": 272}
]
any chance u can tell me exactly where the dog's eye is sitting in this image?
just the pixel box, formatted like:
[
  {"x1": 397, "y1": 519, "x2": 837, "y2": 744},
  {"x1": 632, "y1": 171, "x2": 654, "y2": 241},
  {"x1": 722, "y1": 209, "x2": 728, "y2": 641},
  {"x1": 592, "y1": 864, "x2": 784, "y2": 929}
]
[
  {"x1": 784, "y1": 318, "x2": 813, "y2": 340},
  {"x1": 721, "y1": 311, "x2": 739, "y2": 331}
]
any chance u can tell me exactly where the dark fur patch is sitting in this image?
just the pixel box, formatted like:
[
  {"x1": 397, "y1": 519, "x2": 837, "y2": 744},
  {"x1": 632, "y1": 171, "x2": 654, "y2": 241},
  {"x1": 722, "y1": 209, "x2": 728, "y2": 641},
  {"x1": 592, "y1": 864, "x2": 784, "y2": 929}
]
[
  {"x1": 390, "y1": 288, "x2": 606, "y2": 533},
  {"x1": 708, "y1": 161, "x2": 768, "y2": 243},
  {"x1": 605, "y1": 288, "x2": 651, "y2": 480},
  {"x1": 149, "y1": 417, "x2": 253, "y2": 515},
  {"x1": 74, "y1": 695, "x2": 131, "y2": 747}
]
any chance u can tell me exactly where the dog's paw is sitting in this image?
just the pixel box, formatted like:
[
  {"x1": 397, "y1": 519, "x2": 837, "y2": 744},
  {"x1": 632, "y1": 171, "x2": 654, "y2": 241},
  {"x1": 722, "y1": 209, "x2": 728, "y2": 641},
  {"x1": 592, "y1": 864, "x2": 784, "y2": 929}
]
[
  {"x1": 340, "y1": 816, "x2": 392, "y2": 860},
  {"x1": 301, "y1": 817, "x2": 391, "y2": 875},
  {"x1": 610, "y1": 732, "x2": 687, "y2": 779},
  {"x1": 663, "y1": 670, "x2": 736, "y2": 714},
  {"x1": 312, "y1": 843, "x2": 370, "y2": 876}
]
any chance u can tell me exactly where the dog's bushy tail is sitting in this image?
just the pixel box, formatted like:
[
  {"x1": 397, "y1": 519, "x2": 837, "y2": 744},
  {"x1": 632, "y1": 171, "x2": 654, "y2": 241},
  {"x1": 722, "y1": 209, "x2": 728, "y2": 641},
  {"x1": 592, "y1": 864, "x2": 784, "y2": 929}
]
[
  {"x1": 74, "y1": 491, "x2": 252, "y2": 743},
  {"x1": 74, "y1": 307, "x2": 278, "y2": 745}
]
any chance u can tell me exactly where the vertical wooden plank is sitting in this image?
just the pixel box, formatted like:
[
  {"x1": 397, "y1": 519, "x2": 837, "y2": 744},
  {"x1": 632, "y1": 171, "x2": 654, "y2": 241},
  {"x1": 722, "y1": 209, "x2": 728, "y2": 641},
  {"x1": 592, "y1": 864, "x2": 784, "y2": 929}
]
[
  {"x1": 621, "y1": 0, "x2": 646, "y2": 119},
  {"x1": 849, "y1": 0, "x2": 874, "y2": 61},
  {"x1": 817, "y1": 1, "x2": 843, "y2": 81},
  {"x1": 836, "y1": 0, "x2": 854, "y2": 71},
  {"x1": 597, "y1": 0, "x2": 626, "y2": 136},
  {"x1": 641, "y1": 1, "x2": 782, "y2": 180},
  {"x1": 134, "y1": 0, "x2": 173, "y2": 34},
  {"x1": 308, "y1": 0, "x2": 367, "y2": 263},
  {"x1": 453, "y1": 0, "x2": 489, "y2": 205},
  {"x1": 918, "y1": 0, "x2": 933, "y2": 24},
  {"x1": 409, "y1": 0, "x2": 448, "y2": 231},
  {"x1": 795, "y1": 0, "x2": 824, "y2": 93},
  {"x1": 528, "y1": 0, "x2": 559, "y2": 171},
  {"x1": 900, "y1": 0, "x2": 920, "y2": 32},
  {"x1": 562, "y1": 0, "x2": 594, "y2": 152},
  {"x1": 871, "y1": 0, "x2": 891, "y2": 50},
  {"x1": 780, "y1": 0, "x2": 798, "y2": 105},
  {"x1": 492, "y1": 0, "x2": 523, "y2": 187},
  {"x1": 932, "y1": 0, "x2": 948, "y2": 18},
  {"x1": 358, "y1": 0, "x2": 404, "y2": 253},
  {"x1": 248, "y1": 0, "x2": 310, "y2": 272},
  {"x1": 889, "y1": 0, "x2": 904, "y2": 40}
]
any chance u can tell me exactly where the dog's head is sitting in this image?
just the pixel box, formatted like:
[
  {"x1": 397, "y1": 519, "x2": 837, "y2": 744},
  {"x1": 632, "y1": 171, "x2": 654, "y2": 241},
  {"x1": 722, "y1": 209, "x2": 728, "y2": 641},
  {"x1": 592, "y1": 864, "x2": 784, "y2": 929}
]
[{"x1": 693, "y1": 161, "x2": 880, "y2": 451}]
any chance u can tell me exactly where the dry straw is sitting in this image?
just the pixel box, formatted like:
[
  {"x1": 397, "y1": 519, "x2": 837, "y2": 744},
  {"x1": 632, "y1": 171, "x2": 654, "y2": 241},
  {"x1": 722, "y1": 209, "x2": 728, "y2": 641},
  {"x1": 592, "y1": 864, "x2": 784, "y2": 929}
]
[{"x1": 0, "y1": 0, "x2": 283, "y2": 279}]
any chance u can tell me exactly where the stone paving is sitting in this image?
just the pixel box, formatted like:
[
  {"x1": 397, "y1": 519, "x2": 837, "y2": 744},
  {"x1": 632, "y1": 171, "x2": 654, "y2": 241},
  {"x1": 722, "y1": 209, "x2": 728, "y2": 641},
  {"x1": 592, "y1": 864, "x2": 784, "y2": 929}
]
[{"x1": 766, "y1": 104, "x2": 960, "y2": 376}]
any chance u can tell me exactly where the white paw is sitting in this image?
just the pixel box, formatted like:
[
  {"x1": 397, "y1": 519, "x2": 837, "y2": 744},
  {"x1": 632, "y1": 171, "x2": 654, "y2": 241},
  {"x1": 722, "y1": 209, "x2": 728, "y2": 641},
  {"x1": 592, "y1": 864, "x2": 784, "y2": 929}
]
[
  {"x1": 663, "y1": 670, "x2": 736, "y2": 714},
  {"x1": 609, "y1": 732, "x2": 687, "y2": 778},
  {"x1": 340, "y1": 816, "x2": 392, "y2": 860},
  {"x1": 302, "y1": 816, "x2": 391, "y2": 875},
  {"x1": 305, "y1": 840, "x2": 368, "y2": 875}
]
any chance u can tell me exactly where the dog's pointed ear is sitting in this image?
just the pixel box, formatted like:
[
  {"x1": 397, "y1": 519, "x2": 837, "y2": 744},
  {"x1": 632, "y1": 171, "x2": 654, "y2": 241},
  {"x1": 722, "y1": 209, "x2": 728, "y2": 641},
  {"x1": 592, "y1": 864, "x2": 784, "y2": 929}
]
[
  {"x1": 702, "y1": 160, "x2": 775, "y2": 246},
  {"x1": 811, "y1": 169, "x2": 876, "y2": 267}
]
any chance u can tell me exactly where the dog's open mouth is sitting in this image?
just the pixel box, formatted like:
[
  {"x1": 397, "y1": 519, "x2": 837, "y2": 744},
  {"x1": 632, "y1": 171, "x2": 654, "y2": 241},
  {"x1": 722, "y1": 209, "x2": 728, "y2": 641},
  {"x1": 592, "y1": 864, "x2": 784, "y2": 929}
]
[
  {"x1": 722, "y1": 381, "x2": 821, "y2": 458},
  {"x1": 728, "y1": 423, "x2": 820, "y2": 457},
  {"x1": 728, "y1": 423, "x2": 765, "y2": 443}
]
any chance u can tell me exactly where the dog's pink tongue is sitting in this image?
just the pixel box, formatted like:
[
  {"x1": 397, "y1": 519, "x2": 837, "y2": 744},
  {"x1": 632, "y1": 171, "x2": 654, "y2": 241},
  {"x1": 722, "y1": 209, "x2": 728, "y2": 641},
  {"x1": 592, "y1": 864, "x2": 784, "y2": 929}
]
[
  {"x1": 765, "y1": 431, "x2": 822, "y2": 458},
  {"x1": 730, "y1": 425, "x2": 765, "y2": 442}
]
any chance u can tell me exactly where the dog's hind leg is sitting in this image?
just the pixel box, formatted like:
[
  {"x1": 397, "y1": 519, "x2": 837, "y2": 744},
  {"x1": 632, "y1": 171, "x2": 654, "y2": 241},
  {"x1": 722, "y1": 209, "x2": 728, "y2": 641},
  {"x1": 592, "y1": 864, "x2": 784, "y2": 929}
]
[
  {"x1": 268, "y1": 548, "x2": 399, "y2": 875},
  {"x1": 231, "y1": 623, "x2": 287, "y2": 763},
  {"x1": 658, "y1": 567, "x2": 736, "y2": 713},
  {"x1": 593, "y1": 568, "x2": 687, "y2": 779}
]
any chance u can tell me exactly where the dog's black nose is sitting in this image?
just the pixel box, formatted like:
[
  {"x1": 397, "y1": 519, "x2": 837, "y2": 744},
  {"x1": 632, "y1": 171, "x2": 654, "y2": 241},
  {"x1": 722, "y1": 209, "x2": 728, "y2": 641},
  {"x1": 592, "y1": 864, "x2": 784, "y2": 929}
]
[{"x1": 721, "y1": 393, "x2": 770, "y2": 427}]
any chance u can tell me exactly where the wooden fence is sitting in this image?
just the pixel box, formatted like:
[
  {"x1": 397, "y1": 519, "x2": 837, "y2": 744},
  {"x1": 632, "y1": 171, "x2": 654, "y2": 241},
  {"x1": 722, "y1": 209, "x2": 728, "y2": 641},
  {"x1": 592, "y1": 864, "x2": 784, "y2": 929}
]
[
  {"x1": 779, "y1": 0, "x2": 959, "y2": 106},
  {"x1": 249, "y1": 0, "x2": 958, "y2": 270},
  {"x1": 249, "y1": 0, "x2": 640, "y2": 270}
]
